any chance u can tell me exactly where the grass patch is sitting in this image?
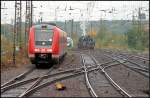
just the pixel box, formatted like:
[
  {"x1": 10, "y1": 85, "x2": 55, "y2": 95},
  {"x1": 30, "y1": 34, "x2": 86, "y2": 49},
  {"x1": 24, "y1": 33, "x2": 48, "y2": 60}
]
[{"x1": 1, "y1": 35, "x2": 30, "y2": 70}]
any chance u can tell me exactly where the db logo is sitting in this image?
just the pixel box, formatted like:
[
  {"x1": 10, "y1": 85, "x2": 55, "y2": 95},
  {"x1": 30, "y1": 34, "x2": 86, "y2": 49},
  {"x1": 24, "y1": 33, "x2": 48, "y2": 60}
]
[{"x1": 41, "y1": 49, "x2": 45, "y2": 52}]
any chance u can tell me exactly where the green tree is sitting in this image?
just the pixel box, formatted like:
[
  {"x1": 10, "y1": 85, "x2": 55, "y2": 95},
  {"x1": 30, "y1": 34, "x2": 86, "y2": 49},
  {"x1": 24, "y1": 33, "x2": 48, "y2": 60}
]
[
  {"x1": 126, "y1": 25, "x2": 138, "y2": 48},
  {"x1": 126, "y1": 24, "x2": 149, "y2": 50}
]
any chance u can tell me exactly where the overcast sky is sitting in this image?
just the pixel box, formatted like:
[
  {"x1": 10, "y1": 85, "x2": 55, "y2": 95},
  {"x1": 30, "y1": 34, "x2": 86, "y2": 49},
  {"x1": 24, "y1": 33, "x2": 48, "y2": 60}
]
[{"x1": 1, "y1": 1, "x2": 149, "y2": 24}]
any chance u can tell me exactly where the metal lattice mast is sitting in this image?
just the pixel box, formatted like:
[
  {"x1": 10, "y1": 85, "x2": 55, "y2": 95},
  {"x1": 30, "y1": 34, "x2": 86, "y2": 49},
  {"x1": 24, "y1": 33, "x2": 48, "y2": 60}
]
[
  {"x1": 132, "y1": 10, "x2": 135, "y2": 25},
  {"x1": 15, "y1": 1, "x2": 22, "y2": 50},
  {"x1": 13, "y1": 1, "x2": 22, "y2": 65},
  {"x1": 25, "y1": 1, "x2": 32, "y2": 55},
  {"x1": 13, "y1": 1, "x2": 17, "y2": 65},
  {"x1": 138, "y1": 7, "x2": 142, "y2": 38},
  {"x1": 71, "y1": 19, "x2": 73, "y2": 38},
  {"x1": 31, "y1": 1, "x2": 33, "y2": 26}
]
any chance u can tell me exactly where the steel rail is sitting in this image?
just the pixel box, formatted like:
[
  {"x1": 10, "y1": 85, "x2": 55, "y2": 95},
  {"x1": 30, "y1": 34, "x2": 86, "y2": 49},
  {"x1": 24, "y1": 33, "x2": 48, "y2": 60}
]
[
  {"x1": 80, "y1": 50, "x2": 148, "y2": 72},
  {"x1": 102, "y1": 49, "x2": 149, "y2": 61},
  {"x1": 1, "y1": 56, "x2": 77, "y2": 92},
  {"x1": 104, "y1": 51, "x2": 149, "y2": 71},
  {"x1": 102, "y1": 62, "x2": 121, "y2": 70},
  {"x1": 123, "y1": 65, "x2": 149, "y2": 77},
  {"x1": 16, "y1": 66, "x2": 101, "y2": 97},
  {"x1": 115, "y1": 54, "x2": 149, "y2": 70},
  {"x1": 103, "y1": 71, "x2": 132, "y2": 97},
  {"x1": 89, "y1": 52, "x2": 147, "y2": 73},
  {"x1": 1, "y1": 66, "x2": 83, "y2": 93},
  {"x1": 3, "y1": 53, "x2": 131, "y2": 97},
  {"x1": 120, "y1": 52, "x2": 149, "y2": 61},
  {"x1": 1, "y1": 64, "x2": 100, "y2": 93},
  {"x1": 81, "y1": 54, "x2": 98, "y2": 97},
  {"x1": 2, "y1": 53, "x2": 133, "y2": 97},
  {"x1": 104, "y1": 54, "x2": 149, "y2": 77},
  {"x1": 90, "y1": 55, "x2": 132, "y2": 97},
  {"x1": 1, "y1": 66, "x2": 35, "y2": 88},
  {"x1": 19, "y1": 66, "x2": 55, "y2": 97}
]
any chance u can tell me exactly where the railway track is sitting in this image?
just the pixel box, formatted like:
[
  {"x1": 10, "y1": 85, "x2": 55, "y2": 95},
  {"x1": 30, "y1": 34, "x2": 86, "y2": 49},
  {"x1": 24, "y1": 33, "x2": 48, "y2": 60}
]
[
  {"x1": 101, "y1": 49, "x2": 149, "y2": 60},
  {"x1": 121, "y1": 52, "x2": 149, "y2": 61},
  {"x1": 100, "y1": 50, "x2": 149, "y2": 77},
  {"x1": 81, "y1": 54, "x2": 98, "y2": 97},
  {"x1": 80, "y1": 53, "x2": 132, "y2": 97},
  {"x1": 1, "y1": 53, "x2": 78, "y2": 97},
  {"x1": 90, "y1": 54, "x2": 132, "y2": 97},
  {"x1": 89, "y1": 49, "x2": 149, "y2": 96},
  {"x1": 93, "y1": 50, "x2": 148, "y2": 73},
  {"x1": 1, "y1": 49, "x2": 149, "y2": 97},
  {"x1": 103, "y1": 49, "x2": 149, "y2": 66},
  {"x1": 19, "y1": 66, "x2": 55, "y2": 97},
  {"x1": 1, "y1": 62, "x2": 102, "y2": 97},
  {"x1": 1, "y1": 66, "x2": 35, "y2": 88},
  {"x1": 1, "y1": 66, "x2": 54, "y2": 97},
  {"x1": 104, "y1": 54, "x2": 149, "y2": 77},
  {"x1": 16, "y1": 66, "x2": 105, "y2": 97}
]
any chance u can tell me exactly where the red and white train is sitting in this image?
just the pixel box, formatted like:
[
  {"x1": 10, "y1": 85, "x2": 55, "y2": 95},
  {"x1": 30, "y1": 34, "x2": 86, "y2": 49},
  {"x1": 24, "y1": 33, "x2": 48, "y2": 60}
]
[{"x1": 28, "y1": 23, "x2": 67, "y2": 67}]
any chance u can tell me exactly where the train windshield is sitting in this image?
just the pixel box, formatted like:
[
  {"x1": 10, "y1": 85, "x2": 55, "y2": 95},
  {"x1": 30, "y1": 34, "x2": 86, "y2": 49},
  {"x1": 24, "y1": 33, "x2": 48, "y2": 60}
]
[{"x1": 34, "y1": 29, "x2": 53, "y2": 48}]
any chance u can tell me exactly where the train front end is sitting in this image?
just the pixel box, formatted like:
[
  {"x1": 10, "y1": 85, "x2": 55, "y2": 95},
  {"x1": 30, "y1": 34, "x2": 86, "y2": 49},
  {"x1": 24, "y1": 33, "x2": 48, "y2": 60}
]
[{"x1": 28, "y1": 24, "x2": 55, "y2": 66}]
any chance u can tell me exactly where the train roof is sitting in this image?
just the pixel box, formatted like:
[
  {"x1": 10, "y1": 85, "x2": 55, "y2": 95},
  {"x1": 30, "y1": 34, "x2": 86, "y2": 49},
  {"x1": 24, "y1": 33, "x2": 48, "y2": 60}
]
[
  {"x1": 33, "y1": 22, "x2": 57, "y2": 30},
  {"x1": 33, "y1": 22, "x2": 65, "y2": 31},
  {"x1": 33, "y1": 22, "x2": 57, "y2": 26}
]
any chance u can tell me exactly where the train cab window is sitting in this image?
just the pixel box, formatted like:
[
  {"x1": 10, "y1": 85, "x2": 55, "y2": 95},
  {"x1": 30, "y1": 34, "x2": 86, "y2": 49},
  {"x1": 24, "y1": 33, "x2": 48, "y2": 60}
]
[
  {"x1": 41, "y1": 25, "x2": 47, "y2": 29},
  {"x1": 34, "y1": 29, "x2": 53, "y2": 47}
]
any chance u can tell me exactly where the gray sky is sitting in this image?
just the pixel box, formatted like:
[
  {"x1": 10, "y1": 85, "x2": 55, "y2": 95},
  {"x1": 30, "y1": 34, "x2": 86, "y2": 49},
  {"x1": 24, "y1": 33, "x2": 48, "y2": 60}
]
[{"x1": 1, "y1": 1, "x2": 149, "y2": 24}]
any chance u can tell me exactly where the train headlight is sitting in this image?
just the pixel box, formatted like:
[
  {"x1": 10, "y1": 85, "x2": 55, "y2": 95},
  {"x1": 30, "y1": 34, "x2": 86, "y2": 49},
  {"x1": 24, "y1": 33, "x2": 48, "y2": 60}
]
[
  {"x1": 47, "y1": 49, "x2": 52, "y2": 52},
  {"x1": 34, "y1": 48, "x2": 40, "y2": 52}
]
